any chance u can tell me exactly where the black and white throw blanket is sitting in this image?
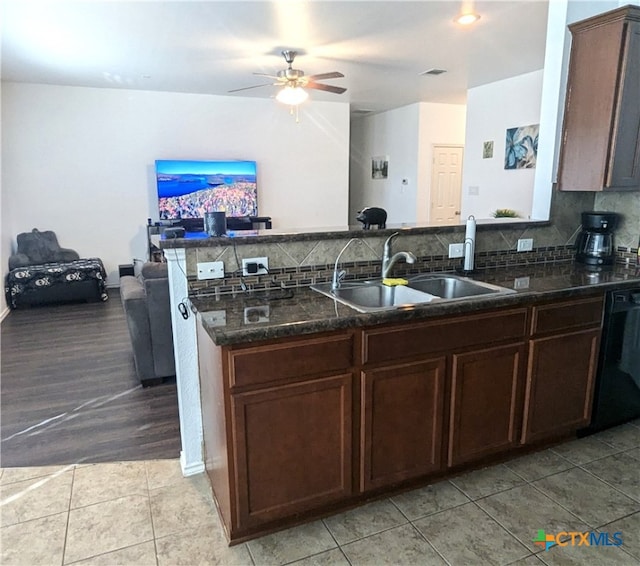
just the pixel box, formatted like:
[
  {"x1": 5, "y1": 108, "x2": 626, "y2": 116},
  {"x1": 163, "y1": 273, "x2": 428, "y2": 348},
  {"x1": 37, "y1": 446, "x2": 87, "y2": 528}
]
[{"x1": 5, "y1": 258, "x2": 109, "y2": 308}]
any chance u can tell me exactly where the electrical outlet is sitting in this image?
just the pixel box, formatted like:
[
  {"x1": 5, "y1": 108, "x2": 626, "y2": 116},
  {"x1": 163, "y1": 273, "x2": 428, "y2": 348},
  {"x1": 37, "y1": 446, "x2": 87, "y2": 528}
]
[
  {"x1": 244, "y1": 306, "x2": 270, "y2": 324},
  {"x1": 514, "y1": 276, "x2": 530, "y2": 290},
  {"x1": 517, "y1": 238, "x2": 534, "y2": 252},
  {"x1": 242, "y1": 257, "x2": 269, "y2": 276},
  {"x1": 448, "y1": 243, "x2": 465, "y2": 259},
  {"x1": 196, "y1": 261, "x2": 224, "y2": 280}
]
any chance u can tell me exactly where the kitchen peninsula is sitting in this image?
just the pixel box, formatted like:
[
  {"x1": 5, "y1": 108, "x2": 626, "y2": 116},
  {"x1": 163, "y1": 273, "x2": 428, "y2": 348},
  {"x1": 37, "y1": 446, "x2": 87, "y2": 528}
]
[{"x1": 160, "y1": 225, "x2": 640, "y2": 543}]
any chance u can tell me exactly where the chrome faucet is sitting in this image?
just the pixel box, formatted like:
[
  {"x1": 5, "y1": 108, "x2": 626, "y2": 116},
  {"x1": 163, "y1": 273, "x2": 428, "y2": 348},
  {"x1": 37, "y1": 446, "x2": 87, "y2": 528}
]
[
  {"x1": 462, "y1": 215, "x2": 477, "y2": 273},
  {"x1": 332, "y1": 238, "x2": 363, "y2": 290},
  {"x1": 381, "y1": 232, "x2": 417, "y2": 279}
]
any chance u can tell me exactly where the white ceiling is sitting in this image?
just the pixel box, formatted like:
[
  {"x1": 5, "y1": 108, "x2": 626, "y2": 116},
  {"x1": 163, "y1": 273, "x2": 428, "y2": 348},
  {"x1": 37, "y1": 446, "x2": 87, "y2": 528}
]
[{"x1": 1, "y1": 1, "x2": 549, "y2": 114}]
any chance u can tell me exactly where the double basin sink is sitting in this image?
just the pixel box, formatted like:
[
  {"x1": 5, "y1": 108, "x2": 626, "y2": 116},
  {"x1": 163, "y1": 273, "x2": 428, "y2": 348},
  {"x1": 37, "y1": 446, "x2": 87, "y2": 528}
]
[{"x1": 311, "y1": 273, "x2": 515, "y2": 313}]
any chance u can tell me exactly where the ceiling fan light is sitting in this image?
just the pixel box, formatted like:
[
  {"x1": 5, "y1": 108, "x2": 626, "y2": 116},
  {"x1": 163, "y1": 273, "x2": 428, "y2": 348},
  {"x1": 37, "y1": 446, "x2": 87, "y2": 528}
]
[
  {"x1": 276, "y1": 86, "x2": 308, "y2": 105},
  {"x1": 455, "y1": 12, "x2": 480, "y2": 25}
]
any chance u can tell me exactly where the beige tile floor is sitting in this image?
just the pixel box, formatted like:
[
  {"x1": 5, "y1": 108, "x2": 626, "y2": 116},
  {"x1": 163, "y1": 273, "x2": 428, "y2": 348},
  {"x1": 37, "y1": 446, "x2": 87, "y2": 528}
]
[{"x1": 1, "y1": 421, "x2": 639, "y2": 566}]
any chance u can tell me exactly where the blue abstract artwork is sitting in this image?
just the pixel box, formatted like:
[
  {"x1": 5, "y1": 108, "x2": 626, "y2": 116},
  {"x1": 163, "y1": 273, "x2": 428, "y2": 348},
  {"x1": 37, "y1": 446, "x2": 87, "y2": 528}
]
[{"x1": 504, "y1": 124, "x2": 539, "y2": 169}]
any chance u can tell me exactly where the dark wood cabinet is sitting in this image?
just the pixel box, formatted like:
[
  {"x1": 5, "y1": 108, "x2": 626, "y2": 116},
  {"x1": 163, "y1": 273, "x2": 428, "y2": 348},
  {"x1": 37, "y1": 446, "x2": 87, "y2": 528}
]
[
  {"x1": 361, "y1": 308, "x2": 528, "y2": 483},
  {"x1": 360, "y1": 358, "x2": 445, "y2": 490},
  {"x1": 521, "y1": 328, "x2": 600, "y2": 443},
  {"x1": 448, "y1": 343, "x2": 525, "y2": 467},
  {"x1": 197, "y1": 294, "x2": 604, "y2": 542},
  {"x1": 197, "y1": 327, "x2": 357, "y2": 540},
  {"x1": 521, "y1": 296, "x2": 603, "y2": 443},
  {"x1": 558, "y1": 5, "x2": 640, "y2": 192},
  {"x1": 231, "y1": 373, "x2": 353, "y2": 528}
]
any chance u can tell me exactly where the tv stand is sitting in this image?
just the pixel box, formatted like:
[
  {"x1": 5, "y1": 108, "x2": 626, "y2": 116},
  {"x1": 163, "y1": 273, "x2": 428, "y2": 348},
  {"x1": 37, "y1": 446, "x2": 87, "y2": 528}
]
[
  {"x1": 173, "y1": 217, "x2": 272, "y2": 232},
  {"x1": 180, "y1": 218, "x2": 205, "y2": 232},
  {"x1": 227, "y1": 216, "x2": 272, "y2": 230},
  {"x1": 147, "y1": 216, "x2": 273, "y2": 260}
]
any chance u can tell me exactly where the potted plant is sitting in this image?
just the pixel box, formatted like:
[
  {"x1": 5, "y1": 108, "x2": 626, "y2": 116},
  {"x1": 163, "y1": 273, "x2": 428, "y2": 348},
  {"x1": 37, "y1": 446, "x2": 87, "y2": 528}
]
[{"x1": 492, "y1": 209, "x2": 521, "y2": 218}]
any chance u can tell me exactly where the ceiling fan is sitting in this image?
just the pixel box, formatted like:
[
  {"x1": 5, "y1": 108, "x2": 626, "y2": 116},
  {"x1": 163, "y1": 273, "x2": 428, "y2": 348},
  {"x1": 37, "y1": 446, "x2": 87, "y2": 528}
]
[{"x1": 229, "y1": 50, "x2": 347, "y2": 105}]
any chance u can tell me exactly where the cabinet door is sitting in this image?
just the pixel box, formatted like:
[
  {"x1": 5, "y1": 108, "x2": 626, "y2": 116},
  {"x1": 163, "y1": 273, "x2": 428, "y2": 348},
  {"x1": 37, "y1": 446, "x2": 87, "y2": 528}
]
[
  {"x1": 448, "y1": 343, "x2": 525, "y2": 467},
  {"x1": 521, "y1": 328, "x2": 600, "y2": 443},
  {"x1": 231, "y1": 374, "x2": 352, "y2": 529},
  {"x1": 608, "y1": 21, "x2": 640, "y2": 190},
  {"x1": 361, "y1": 358, "x2": 445, "y2": 491},
  {"x1": 558, "y1": 7, "x2": 640, "y2": 191}
]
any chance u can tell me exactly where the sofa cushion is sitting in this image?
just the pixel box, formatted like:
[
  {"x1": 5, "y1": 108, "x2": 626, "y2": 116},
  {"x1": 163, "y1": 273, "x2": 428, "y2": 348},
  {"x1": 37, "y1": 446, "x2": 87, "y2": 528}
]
[
  {"x1": 141, "y1": 262, "x2": 168, "y2": 280},
  {"x1": 14, "y1": 229, "x2": 80, "y2": 265}
]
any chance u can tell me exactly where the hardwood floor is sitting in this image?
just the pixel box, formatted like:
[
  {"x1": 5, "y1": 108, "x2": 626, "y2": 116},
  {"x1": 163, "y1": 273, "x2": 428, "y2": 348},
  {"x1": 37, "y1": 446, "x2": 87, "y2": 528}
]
[{"x1": 1, "y1": 289, "x2": 181, "y2": 467}]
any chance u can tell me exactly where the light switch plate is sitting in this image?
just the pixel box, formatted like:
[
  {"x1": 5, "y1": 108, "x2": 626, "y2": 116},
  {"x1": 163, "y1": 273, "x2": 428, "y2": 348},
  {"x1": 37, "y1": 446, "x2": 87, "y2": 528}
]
[
  {"x1": 197, "y1": 261, "x2": 224, "y2": 280},
  {"x1": 200, "y1": 310, "x2": 226, "y2": 327},
  {"x1": 448, "y1": 243, "x2": 464, "y2": 259},
  {"x1": 517, "y1": 238, "x2": 534, "y2": 252}
]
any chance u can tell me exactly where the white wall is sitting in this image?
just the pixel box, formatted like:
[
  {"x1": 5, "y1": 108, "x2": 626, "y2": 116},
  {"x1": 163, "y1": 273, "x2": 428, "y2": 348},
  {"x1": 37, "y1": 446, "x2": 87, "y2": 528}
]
[
  {"x1": 0, "y1": 80, "x2": 9, "y2": 318},
  {"x1": 350, "y1": 105, "x2": 420, "y2": 225},
  {"x1": 461, "y1": 70, "x2": 543, "y2": 221},
  {"x1": 2, "y1": 83, "x2": 350, "y2": 285},
  {"x1": 416, "y1": 103, "x2": 467, "y2": 223},
  {"x1": 349, "y1": 102, "x2": 465, "y2": 225}
]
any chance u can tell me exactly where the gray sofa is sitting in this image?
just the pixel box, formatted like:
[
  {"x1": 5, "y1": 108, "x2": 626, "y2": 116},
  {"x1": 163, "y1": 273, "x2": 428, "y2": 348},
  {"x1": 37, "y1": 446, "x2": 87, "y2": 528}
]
[{"x1": 120, "y1": 262, "x2": 175, "y2": 386}]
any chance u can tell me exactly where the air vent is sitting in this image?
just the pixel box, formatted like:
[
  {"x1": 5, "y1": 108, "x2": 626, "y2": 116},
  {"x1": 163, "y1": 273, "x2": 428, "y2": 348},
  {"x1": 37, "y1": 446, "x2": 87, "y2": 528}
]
[
  {"x1": 352, "y1": 109, "x2": 375, "y2": 115},
  {"x1": 420, "y1": 68, "x2": 447, "y2": 76}
]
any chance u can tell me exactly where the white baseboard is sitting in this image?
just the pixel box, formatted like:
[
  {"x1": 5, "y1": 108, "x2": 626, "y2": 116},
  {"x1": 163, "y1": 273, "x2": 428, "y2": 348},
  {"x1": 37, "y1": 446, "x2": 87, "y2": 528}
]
[
  {"x1": 0, "y1": 307, "x2": 11, "y2": 323},
  {"x1": 180, "y1": 451, "x2": 205, "y2": 477}
]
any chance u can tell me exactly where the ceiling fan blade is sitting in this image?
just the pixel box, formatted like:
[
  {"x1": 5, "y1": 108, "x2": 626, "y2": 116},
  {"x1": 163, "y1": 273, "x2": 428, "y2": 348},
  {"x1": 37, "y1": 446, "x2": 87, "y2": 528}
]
[
  {"x1": 253, "y1": 72, "x2": 280, "y2": 79},
  {"x1": 306, "y1": 82, "x2": 347, "y2": 95},
  {"x1": 307, "y1": 72, "x2": 344, "y2": 81},
  {"x1": 228, "y1": 82, "x2": 275, "y2": 93}
]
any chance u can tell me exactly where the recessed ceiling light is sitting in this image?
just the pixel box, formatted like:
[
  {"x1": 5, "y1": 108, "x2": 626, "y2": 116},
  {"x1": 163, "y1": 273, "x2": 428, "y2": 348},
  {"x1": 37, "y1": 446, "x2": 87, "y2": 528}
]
[
  {"x1": 420, "y1": 68, "x2": 447, "y2": 76},
  {"x1": 455, "y1": 13, "x2": 480, "y2": 25}
]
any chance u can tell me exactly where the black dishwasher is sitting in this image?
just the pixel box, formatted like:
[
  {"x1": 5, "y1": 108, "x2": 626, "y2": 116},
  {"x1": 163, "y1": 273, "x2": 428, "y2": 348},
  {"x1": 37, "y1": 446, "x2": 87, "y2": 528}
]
[{"x1": 580, "y1": 288, "x2": 640, "y2": 435}]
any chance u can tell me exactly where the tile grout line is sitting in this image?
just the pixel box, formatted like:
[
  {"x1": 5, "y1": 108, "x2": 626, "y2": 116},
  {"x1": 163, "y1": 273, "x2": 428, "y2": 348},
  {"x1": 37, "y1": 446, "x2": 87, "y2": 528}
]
[
  {"x1": 575, "y1": 460, "x2": 640, "y2": 510},
  {"x1": 407, "y1": 520, "x2": 454, "y2": 566},
  {"x1": 60, "y1": 464, "x2": 76, "y2": 566},
  {"x1": 525, "y1": 475, "x2": 599, "y2": 531},
  {"x1": 385, "y1": 495, "x2": 455, "y2": 564},
  {"x1": 469, "y1": 499, "x2": 531, "y2": 559},
  {"x1": 143, "y1": 461, "x2": 161, "y2": 566}
]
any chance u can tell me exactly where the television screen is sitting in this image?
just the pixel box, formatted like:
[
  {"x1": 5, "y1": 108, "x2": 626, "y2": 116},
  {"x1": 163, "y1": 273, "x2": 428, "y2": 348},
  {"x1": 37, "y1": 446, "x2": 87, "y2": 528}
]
[{"x1": 155, "y1": 159, "x2": 258, "y2": 220}]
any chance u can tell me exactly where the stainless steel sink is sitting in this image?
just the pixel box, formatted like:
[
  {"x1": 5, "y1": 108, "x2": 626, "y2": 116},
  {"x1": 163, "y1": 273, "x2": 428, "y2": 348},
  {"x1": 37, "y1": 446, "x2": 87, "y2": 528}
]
[
  {"x1": 407, "y1": 274, "x2": 510, "y2": 299},
  {"x1": 311, "y1": 274, "x2": 514, "y2": 313},
  {"x1": 314, "y1": 282, "x2": 437, "y2": 312}
]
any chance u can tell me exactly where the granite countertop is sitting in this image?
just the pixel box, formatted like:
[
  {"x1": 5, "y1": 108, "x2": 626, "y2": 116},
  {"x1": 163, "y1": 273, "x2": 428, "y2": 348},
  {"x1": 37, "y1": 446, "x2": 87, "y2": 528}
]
[{"x1": 191, "y1": 262, "x2": 640, "y2": 346}]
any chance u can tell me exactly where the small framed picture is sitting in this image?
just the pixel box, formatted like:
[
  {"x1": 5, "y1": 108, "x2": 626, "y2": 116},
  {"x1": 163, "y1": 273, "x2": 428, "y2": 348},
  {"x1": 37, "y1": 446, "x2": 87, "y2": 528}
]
[
  {"x1": 372, "y1": 156, "x2": 389, "y2": 179},
  {"x1": 483, "y1": 141, "x2": 494, "y2": 159}
]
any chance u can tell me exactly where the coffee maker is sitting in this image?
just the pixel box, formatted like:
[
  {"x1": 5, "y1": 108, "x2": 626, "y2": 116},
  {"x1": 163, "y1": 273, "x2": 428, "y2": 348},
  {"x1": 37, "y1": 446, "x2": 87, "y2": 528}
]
[{"x1": 575, "y1": 211, "x2": 619, "y2": 266}]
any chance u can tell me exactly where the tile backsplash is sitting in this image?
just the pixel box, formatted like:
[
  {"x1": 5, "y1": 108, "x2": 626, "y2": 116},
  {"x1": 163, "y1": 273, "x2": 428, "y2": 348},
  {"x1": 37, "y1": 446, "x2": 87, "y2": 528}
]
[{"x1": 182, "y1": 189, "x2": 638, "y2": 296}]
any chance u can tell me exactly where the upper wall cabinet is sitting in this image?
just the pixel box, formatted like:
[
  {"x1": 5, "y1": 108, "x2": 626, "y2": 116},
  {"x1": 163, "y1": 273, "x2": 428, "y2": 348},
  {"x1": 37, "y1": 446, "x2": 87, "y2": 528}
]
[{"x1": 558, "y1": 5, "x2": 640, "y2": 192}]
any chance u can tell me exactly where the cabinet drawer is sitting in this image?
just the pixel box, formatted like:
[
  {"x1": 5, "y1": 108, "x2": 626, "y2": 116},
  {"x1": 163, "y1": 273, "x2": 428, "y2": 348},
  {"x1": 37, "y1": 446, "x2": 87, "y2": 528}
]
[
  {"x1": 531, "y1": 296, "x2": 604, "y2": 336},
  {"x1": 363, "y1": 308, "x2": 527, "y2": 365},
  {"x1": 228, "y1": 333, "x2": 354, "y2": 388}
]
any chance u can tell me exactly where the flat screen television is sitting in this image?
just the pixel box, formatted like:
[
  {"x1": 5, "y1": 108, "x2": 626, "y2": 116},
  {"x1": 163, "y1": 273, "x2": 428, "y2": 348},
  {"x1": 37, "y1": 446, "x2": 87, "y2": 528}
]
[{"x1": 155, "y1": 160, "x2": 258, "y2": 226}]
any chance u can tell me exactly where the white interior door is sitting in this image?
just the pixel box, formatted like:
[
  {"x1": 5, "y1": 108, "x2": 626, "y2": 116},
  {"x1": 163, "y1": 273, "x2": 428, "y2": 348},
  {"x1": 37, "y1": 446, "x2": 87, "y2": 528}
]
[{"x1": 430, "y1": 145, "x2": 464, "y2": 225}]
